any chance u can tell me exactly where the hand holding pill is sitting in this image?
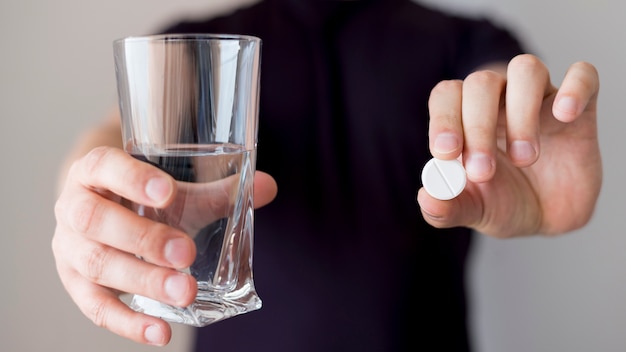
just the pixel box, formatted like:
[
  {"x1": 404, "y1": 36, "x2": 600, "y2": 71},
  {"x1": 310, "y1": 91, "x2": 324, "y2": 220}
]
[{"x1": 417, "y1": 55, "x2": 601, "y2": 238}]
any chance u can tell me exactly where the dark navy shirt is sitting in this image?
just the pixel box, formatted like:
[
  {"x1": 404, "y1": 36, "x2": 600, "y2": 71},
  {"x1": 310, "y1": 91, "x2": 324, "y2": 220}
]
[{"x1": 162, "y1": 0, "x2": 524, "y2": 350}]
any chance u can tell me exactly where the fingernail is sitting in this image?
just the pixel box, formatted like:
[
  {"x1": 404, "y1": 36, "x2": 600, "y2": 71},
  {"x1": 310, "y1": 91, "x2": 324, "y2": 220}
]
[
  {"x1": 165, "y1": 274, "x2": 189, "y2": 305},
  {"x1": 165, "y1": 238, "x2": 191, "y2": 268},
  {"x1": 509, "y1": 140, "x2": 537, "y2": 163},
  {"x1": 145, "y1": 177, "x2": 171, "y2": 204},
  {"x1": 434, "y1": 133, "x2": 460, "y2": 155},
  {"x1": 465, "y1": 153, "x2": 494, "y2": 180},
  {"x1": 145, "y1": 324, "x2": 165, "y2": 346}
]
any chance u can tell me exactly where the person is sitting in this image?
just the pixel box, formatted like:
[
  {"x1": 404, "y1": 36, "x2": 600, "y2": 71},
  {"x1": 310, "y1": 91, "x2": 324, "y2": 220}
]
[{"x1": 52, "y1": 0, "x2": 602, "y2": 351}]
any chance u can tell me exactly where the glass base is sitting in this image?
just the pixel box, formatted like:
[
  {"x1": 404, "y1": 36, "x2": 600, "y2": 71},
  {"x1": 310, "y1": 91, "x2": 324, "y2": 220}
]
[{"x1": 130, "y1": 284, "x2": 262, "y2": 327}]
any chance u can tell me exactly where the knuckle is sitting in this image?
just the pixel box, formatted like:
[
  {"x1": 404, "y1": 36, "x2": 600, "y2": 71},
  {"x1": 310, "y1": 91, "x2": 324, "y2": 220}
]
[
  {"x1": 584, "y1": 62, "x2": 599, "y2": 81},
  {"x1": 81, "y1": 244, "x2": 110, "y2": 283},
  {"x1": 87, "y1": 297, "x2": 111, "y2": 328},
  {"x1": 465, "y1": 70, "x2": 503, "y2": 86},
  {"x1": 53, "y1": 196, "x2": 69, "y2": 226},
  {"x1": 570, "y1": 61, "x2": 600, "y2": 90},
  {"x1": 429, "y1": 80, "x2": 463, "y2": 124},
  {"x1": 133, "y1": 221, "x2": 166, "y2": 258},
  {"x1": 142, "y1": 267, "x2": 165, "y2": 296},
  {"x1": 66, "y1": 158, "x2": 82, "y2": 181},
  {"x1": 431, "y1": 79, "x2": 462, "y2": 95},
  {"x1": 67, "y1": 194, "x2": 105, "y2": 234},
  {"x1": 209, "y1": 188, "x2": 231, "y2": 217},
  {"x1": 50, "y1": 229, "x2": 63, "y2": 258},
  {"x1": 80, "y1": 146, "x2": 115, "y2": 178},
  {"x1": 509, "y1": 54, "x2": 544, "y2": 72},
  {"x1": 573, "y1": 60, "x2": 595, "y2": 72}
]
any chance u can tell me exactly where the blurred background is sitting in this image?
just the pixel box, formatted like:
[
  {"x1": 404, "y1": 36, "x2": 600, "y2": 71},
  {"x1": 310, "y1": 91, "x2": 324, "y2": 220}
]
[{"x1": 1, "y1": 0, "x2": 623, "y2": 351}]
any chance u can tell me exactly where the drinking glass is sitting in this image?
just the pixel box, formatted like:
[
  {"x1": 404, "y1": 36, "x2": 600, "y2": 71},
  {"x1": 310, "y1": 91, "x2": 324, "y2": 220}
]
[{"x1": 113, "y1": 33, "x2": 262, "y2": 327}]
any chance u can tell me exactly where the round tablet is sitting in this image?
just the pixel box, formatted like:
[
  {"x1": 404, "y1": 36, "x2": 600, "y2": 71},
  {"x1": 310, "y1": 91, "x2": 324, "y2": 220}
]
[{"x1": 421, "y1": 158, "x2": 466, "y2": 200}]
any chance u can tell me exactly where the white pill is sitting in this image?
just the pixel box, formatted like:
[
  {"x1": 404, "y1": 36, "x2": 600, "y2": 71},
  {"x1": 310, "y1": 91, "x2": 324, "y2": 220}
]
[{"x1": 421, "y1": 158, "x2": 466, "y2": 200}]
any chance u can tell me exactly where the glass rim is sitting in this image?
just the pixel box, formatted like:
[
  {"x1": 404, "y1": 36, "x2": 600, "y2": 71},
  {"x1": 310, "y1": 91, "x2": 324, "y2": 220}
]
[{"x1": 113, "y1": 33, "x2": 261, "y2": 45}]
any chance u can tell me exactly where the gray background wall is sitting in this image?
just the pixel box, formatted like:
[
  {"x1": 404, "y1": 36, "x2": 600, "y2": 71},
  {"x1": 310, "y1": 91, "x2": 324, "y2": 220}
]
[{"x1": 1, "y1": 0, "x2": 623, "y2": 351}]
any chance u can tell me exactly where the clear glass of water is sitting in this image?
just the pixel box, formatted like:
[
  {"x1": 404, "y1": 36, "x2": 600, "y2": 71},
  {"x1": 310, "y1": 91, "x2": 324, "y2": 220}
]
[{"x1": 113, "y1": 33, "x2": 262, "y2": 327}]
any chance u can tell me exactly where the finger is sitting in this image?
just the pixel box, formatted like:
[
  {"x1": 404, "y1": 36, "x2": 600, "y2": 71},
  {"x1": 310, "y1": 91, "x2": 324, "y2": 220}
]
[
  {"x1": 461, "y1": 70, "x2": 506, "y2": 182},
  {"x1": 505, "y1": 54, "x2": 550, "y2": 167},
  {"x1": 55, "y1": 185, "x2": 196, "y2": 270},
  {"x1": 69, "y1": 146, "x2": 176, "y2": 208},
  {"x1": 416, "y1": 187, "x2": 480, "y2": 229},
  {"x1": 62, "y1": 269, "x2": 173, "y2": 346},
  {"x1": 167, "y1": 171, "x2": 278, "y2": 233},
  {"x1": 553, "y1": 61, "x2": 600, "y2": 123},
  {"x1": 427, "y1": 80, "x2": 464, "y2": 159},
  {"x1": 59, "y1": 232, "x2": 196, "y2": 308},
  {"x1": 254, "y1": 171, "x2": 278, "y2": 207}
]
